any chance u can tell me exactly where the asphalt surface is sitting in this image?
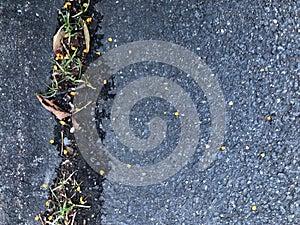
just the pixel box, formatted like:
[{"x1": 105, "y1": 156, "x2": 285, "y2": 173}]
[
  {"x1": 0, "y1": 0, "x2": 63, "y2": 224},
  {"x1": 95, "y1": 0, "x2": 300, "y2": 224},
  {"x1": 0, "y1": 0, "x2": 299, "y2": 225}
]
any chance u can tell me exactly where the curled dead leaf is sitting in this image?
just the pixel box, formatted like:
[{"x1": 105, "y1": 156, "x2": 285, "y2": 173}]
[
  {"x1": 83, "y1": 22, "x2": 90, "y2": 53},
  {"x1": 36, "y1": 94, "x2": 71, "y2": 120},
  {"x1": 53, "y1": 26, "x2": 65, "y2": 54}
]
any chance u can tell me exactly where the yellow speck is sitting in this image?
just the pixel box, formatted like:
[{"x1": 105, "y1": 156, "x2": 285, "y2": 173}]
[
  {"x1": 96, "y1": 51, "x2": 101, "y2": 56},
  {"x1": 79, "y1": 196, "x2": 86, "y2": 204},
  {"x1": 45, "y1": 200, "x2": 50, "y2": 207},
  {"x1": 64, "y1": 2, "x2": 71, "y2": 8},
  {"x1": 266, "y1": 115, "x2": 272, "y2": 121},
  {"x1": 228, "y1": 101, "x2": 234, "y2": 106},
  {"x1": 70, "y1": 91, "x2": 76, "y2": 96},
  {"x1": 260, "y1": 68, "x2": 265, "y2": 72},
  {"x1": 127, "y1": 164, "x2": 131, "y2": 169},
  {"x1": 99, "y1": 170, "x2": 105, "y2": 176},
  {"x1": 48, "y1": 215, "x2": 53, "y2": 221},
  {"x1": 164, "y1": 86, "x2": 169, "y2": 91},
  {"x1": 42, "y1": 183, "x2": 47, "y2": 188},
  {"x1": 91, "y1": 214, "x2": 95, "y2": 218},
  {"x1": 49, "y1": 139, "x2": 55, "y2": 144},
  {"x1": 128, "y1": 50, "x2": 132, "y2": 54},
  {"x1": 174, "y1": 111, "x2": 179, "y2": 116},
  {"x1": 260, "y1": 152, "x2": 265, "y2": 158},
  {"x1": 221, "y1": 145, "x2": 226, "y2": 150},
  {"x1": 63, "y1": 149, "x2": 68, "y2": 155},
  {"x1": 71, "y1": 46, "x2": 77, "y2": 51},
  {"x1": 251, "y1": 205, "x2": 257, "y2": 211},
  {"x1": 77, "y1": 186, "x2": 81, "y2": 192},
  {"x1": 245, "y1": 145, "x2": 250, "y2": 150},
  {"x1": 55, "y1": 53, "x2": 63, "y2": 60},
  {"x1": 53, "y1": 65, "x2": 58, "y2": 70},
  {"x1": 35, "y1": 215, "x2": 39, "y2": 221},
  {"x1": 86, "y1": 17, "x2": 92, "y2": 23},
  {"x1": 83, "y1": 2, "x2": 89, "y2": 8},
  {"x1": 59, "y1": 120, "x2": 66, "y2": 126},
  {"x1": 163, "y1": 111, "x2": 167, "y2": 115},
  {"x1": 103, "y1": 80, "x2": 107, "y2": 85},
  {"x1": 108, "y1": 37, "x2": 113, "y2": 42},
  {"x1": 64, "y1": 54, "x2": 70, "y2": 59},
  {"x1": 83, "y1": 48, "x2": 88, "y2": 53}
]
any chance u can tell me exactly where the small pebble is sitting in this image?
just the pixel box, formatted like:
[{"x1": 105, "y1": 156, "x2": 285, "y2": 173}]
[
  {"x1": 63, "y1": 137, "x2": 70, "y2": 145},
  {"x1": 70, "y1": 127, "x2": 75, "y2": 133}
]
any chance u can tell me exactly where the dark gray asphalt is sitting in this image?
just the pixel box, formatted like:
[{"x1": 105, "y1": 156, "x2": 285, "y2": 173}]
[
  {"x1": 0, "y1": 0, "x2": 63, "y2": 224},
  {"x1": 0, "y1": 0, "x2": 299, "y2": 225},
  {"x1": 95, "y1": 0, "x2": 300, "y2": 224}
]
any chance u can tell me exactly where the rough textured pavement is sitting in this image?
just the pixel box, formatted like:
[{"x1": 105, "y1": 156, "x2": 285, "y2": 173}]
[
  {"x1": 96, "y1": 0, "x2": 300, "y2": 224},
  {"x1": 0, "y1": 0, "x2": 299, "y2": 225},
  {"x1": 0, "y1": 1, "x2": 63, "y2": 224}
]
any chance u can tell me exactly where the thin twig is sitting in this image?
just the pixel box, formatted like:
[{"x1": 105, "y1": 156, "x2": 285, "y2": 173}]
[
  {"x1": 70, "y1": 211, "x2": 77, "y2": 225},
  {"x1": 72, "y1": 100, "x2": 93, "y2": 115},
  {"x1": 38, "y1": 214, "x2": 45, "y2": 225},
  {"x1": 61, "y1": 131, "x2": 64, "y2": 156}
]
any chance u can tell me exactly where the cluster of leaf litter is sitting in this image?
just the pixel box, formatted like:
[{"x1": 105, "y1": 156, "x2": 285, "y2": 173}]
[{"x1": 36, "y1": 0, "x2": 104, "y2": 224}]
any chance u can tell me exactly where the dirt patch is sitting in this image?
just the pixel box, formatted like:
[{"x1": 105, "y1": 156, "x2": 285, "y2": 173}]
[{"x1": 36, "y1": 0, "x2": 106, "y2": 224}]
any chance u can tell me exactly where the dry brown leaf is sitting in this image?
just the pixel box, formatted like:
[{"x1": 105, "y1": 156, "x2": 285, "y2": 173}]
[
  {"x1": 36, "y1": 95, "x2": 71, "y2": 120},
  {"x1": 53, "y1": 26, "x2": 65, "y2": 54},
  {"x1": 83, "y1": 22, "x2": 90, "y2": 53}
]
